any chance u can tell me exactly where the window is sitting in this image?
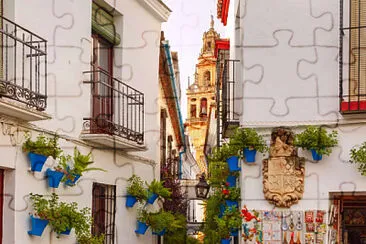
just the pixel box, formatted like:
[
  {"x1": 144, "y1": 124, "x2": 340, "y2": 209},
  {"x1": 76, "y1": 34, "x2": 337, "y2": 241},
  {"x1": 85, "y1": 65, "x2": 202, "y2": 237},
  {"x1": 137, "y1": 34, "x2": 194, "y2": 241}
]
[
  {"x1": 200, "y1": 98, "x2": 207, "y2": 117},
  {"x1": 92, "y1": 183, "x2": 116, "y2": 244},
  {"x1": 341, "y1": 0, "x2": 366, "y2": 112},
  {"x1": 203, "y1": 71, "x2": 211, "y2": 86},
  {"x1": 190, "y1": 104, "x2": 197, "y2": 118}
]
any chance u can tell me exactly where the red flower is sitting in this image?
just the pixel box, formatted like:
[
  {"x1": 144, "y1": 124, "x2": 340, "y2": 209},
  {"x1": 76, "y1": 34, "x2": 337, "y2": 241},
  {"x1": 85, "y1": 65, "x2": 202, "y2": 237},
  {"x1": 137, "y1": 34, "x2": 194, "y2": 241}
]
[
  {"x1": 225, "y1": 182, "x2": 230, "y2": 187},
  {"x1": 222, "y1": 189, "x2": 229, "y2": 195}
]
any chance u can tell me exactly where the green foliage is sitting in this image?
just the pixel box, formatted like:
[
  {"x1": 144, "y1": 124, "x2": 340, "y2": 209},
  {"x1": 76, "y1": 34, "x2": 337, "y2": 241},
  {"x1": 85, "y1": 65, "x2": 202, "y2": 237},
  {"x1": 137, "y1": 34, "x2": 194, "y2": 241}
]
[
  {"x1": 202, "y1": 191, "x2": 223, "y2": 243},
  {"x1": 222, "y1": 187, "x2": 240, "y2": 201},
  {"x1": 149, "y1": 211, "x2": 177, "y2": 233},
  {"x1": 29, "y1": 193, "x2": 103, "y2": 242},
  {"x1": 229, "y1": 128, "x2": 268, "y2": 153},
  {"x1": 56, "y1": 154, "x2": 71, "y2": 172},
  {"x1": 147, "y1": 179, "x2": 171, "y2": 199},
  {"x1": 208, "y1": 161, "x2": 229, "y2": 187},
  {"x1": 208, "y1": 144, "x2": 238, "y2": 162},
  {"x1": 222, "y1": 207, "x2": 242, "y2": 230},
  {"x1": 186, "y1": 236, "x2": 200, "y2": 244},
  {"x1": 350, "y1": 142, "x2": 366, "y2": 176},
  {"x1": 126, "y1": 175, "x2": 148, "y2": 202},
  {"x1": 294, "y1": 126, "x2": 338, "y2": 156},
  {"x1": 163, "y1": 214, "x2": 189, "y2": 244},
  {"x1": 69, "y1": 147, "x2": 106, "y2": 176},
  {"x1": 22, "y1": 133, "x2": 62, "y2": 159},
  {"x1": 136, "y1": 208, "x2": 150, "y2": 223},
  {"x1": 215, "y1": 217, "x2": 230, "y2": 239}
]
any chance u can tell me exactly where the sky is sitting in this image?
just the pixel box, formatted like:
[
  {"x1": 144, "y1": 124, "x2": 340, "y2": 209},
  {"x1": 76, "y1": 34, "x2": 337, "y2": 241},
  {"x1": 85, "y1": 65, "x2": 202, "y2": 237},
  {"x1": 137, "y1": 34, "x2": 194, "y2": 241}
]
[{"x1": 162, "y1": 0, "x2": 226, "y2": 121}]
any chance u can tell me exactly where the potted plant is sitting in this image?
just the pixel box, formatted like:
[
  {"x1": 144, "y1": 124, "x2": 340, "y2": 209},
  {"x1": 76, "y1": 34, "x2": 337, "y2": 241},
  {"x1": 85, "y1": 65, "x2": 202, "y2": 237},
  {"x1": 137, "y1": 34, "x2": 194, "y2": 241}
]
[
  {"x1": 149, "y1": 211, "x2": 174, "y2": 236},
  {"x1": 126, "y1": 175, "x2": 148, "y2": 207},
  {"x1": 222, "y1": 207, "x2": 242, "y2": 237},
  {"x1": 135, "y1": 209, "x2": 150, "y2": 235},
  {"x1": 215, "y1": 217, "x2": 231, "y2": 244},
  {"x1": 222, "y1": 187, "x2": 240, "y2": 209},
  {"x1": 22, "y1": 133, "x2": 62, "y2": 172},
  {"x1": 209, "y1": 144, "x2": 240, "y2": 172},
  {"x1": 208, "y1": 161, "x2": 229, "y2": 187},
  {"x1": 229, "y1": 128, "x2": 268, "y2": 163},
  {"x1": 226, "y1": 172, "x2": 239, "y2": 188},
  {"x1": 146, "y1": 179, "x2": 171, "y2": 204},
  {"x1": 45, "y1": 155, "x2": 70, "y2": 188},
  {"x1": 28, "y1": 193, "x2": 50, "y2": 236},
  {"x1": 294, "y1": 126, "x2": 338, "y2": 161},
  {"x1": 350, "y1": 142, "x2": 366, "y2": 175}
]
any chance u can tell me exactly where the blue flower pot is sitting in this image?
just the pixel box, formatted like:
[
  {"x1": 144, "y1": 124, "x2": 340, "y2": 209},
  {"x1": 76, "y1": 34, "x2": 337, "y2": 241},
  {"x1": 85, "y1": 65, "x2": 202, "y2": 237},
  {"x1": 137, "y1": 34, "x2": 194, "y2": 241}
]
[
  {"x1": 65, "y1": 174, "x2": 80, "y2": 186},
  {"x1": 230, "y1": 229, "x2": 238, "y2": 236},
  {"x1": 226, "y1": 175, "x2": 237, "y2": 187},
  {"x1": 126, "y1": 195, "x2": 137, "y2": 208},
  {"x1": 244, "y1": 148, "x2": 257, "y2": 163},
  {"x1": 152, "y1": 228, "x2": 166, "y2": 236},
  {"x1": 221, "y1": 238, "x2": 231, "y2": 244},
  {"x1": 225, "y1": 200, "x2": 239, "y2": 209},
  {"x1": 135, "y1": 221, "x2": 149, "y2": 235},
  {"x1": 311, "y1": 149, "x2": 322, "y2": 161},
  {"x1": 46, "y1": 169, "x2": 65, "y2": 188},
  {"x1": 28, "y1": 152, "x2": 48, "y2": 172},
  {"x1": 147, "y1": 192, "x2": 158, "y2": 204},
  {"x1": 28, "y1": 215, "x2": 49, "y2": 236},
  {"x1": 226, "y1": 156, "x2": 241, "y2": 172},
  {"x1": 60, "y1": 228, "x2": 71, "y2": 235},
  {"x1": 219, "y1": 204, "x2": 226, "y2": 218}
]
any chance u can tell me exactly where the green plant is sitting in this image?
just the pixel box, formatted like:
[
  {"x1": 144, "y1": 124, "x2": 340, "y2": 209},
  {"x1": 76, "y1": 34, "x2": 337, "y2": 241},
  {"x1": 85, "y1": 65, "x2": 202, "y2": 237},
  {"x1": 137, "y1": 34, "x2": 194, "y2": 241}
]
[
  {"x1": 222, "y1": 187, "x2": 240, "y2": 201},
  {"x1": 208, "y1": 144, "x2": 238, "y2": 162},
  {"x1": 126, "y1": 174, "x2": 148, "y2": 202},
  {"x1": 147, "y1": 179, "x2": 171, "y2": 199},
  {"x1": 294, "y1": 126, "x2": 338, "y2": 156},
  {"x1": 22, "y1": 133, "x2": 62, "y2": 159},
  {"x1": 208, "y1": 161, "x2": 229, "y2": 187},
  {"x1": 223, "y1": 207, "x2": 242, "y2": 230},
  {"x1": 202, "y1": 191, "x2": 223, "y2": 243},
  {"x1": 148, "y1": 210, "x2": 175, "y2": 233},
  {"x1": 350, "y1": 142, "x2": 366, "y2": 175},
  {"x1": 186, "y1": 236, "x2": 200, "y2": 244},
  {"x1": 229, "y1": 128, "x2": 268, "y2": 153},
  {"x1": 136, "y1": 208, "x2": 150, "y2": 223},
  {"x1": 215, "y1": 216, "x2": 230, "y2": 239},
  {"x1": 77, "y1": 234, "x2": 105, "y2": 244},
  {"x1": 163, "y1": 214, "x2": 189, "y2": 244}
]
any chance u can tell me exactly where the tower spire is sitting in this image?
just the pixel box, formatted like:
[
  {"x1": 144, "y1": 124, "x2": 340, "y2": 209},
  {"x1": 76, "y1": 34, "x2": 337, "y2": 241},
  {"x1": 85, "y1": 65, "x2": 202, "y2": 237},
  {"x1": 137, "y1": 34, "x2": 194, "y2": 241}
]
[{"x1": 210, "y1": 15, "x2": 214, "y2": 29}]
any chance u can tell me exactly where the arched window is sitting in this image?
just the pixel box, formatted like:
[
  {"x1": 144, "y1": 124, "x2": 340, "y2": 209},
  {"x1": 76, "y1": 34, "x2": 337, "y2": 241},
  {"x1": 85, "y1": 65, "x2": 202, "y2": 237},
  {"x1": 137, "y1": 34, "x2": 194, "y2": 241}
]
[
  {"x1": 200, "y1": 98, "x2": 207, "y2": 117},
  {"x1": 203, "y1": 71, "x2": 211, "y2": 86},
  {"x1": 190, "y1": 104, "x2": 197, "y2": 118}
]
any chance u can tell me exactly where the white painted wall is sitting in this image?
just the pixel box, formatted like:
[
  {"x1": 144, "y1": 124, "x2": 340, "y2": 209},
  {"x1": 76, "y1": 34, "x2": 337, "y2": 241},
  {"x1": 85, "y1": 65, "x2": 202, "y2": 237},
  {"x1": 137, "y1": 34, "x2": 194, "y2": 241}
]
[{"x1": 1, "y1": 0, "x2": 169, "y2": 243}]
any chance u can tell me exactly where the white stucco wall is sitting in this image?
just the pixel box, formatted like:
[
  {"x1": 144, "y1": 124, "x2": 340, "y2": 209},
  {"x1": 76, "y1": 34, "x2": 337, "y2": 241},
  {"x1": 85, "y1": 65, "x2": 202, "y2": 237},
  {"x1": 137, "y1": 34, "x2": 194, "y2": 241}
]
[{"x1": 1, "y1": 0, "x2": 169, "y2": 243}]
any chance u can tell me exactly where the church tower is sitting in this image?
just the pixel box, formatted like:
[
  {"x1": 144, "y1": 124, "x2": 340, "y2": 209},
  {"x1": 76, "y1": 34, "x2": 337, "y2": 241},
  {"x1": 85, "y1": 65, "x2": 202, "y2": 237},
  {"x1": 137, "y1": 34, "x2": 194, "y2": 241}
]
[{"x1": 185, "y1": 16, "x2": 220, "y2": 173}]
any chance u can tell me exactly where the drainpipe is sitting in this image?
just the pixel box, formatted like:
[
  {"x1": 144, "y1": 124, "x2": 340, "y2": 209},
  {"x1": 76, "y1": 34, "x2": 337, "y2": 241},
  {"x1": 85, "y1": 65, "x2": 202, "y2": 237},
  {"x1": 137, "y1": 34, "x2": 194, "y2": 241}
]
[{"x1": 162, "y1": 41, "x2": 186, "y2": 179}]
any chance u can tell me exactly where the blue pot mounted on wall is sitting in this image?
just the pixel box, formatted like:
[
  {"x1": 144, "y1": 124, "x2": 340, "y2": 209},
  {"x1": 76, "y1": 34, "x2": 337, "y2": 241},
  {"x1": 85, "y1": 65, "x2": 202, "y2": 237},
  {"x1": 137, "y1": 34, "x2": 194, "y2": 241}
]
[
  {"x1": 28, "y1": 215, "x2": 49, "y2": 236},
  {"x1": 226, "y1": 175, "x2": 237, "y2": 187},
  {"x1": 125, "y1": 195, "x2": 137, "y2": 208},
  {"x1": 135, "y1": 221, "x2": 149, "y2": 235},
  {"x1": 28, "y1": 152, "x2": 48, "y2": 172},
  {"x1": 60, "y1": 228, "x2": 72, "y2": 235},
  {"x1": 244, "y1": 148, "x2": 257, "y2": 163},
  {"x1": 147, "y1": 192, "x2": 158, "y2": 204},
  {"x1": 311, "y1": 149, "x2": 322, "y2": 161},
  {"x1": 225, "y1": 200, "x2": 239, "y2": 209},
  {"x1": 65, "y1": 174, "x2": 80, "y2": 186},
  {"x1": 221, "y1": 238, "x2": 231, "y2": 244},
  {"x1": 46, "y1": 169, "x2": 65, "y2": 188},
  {"x1": 230, "y1": 229, "x2": 239, "y2": 236},
  {"x1": 152, "y1": 229, "x2": 166, "y2": 236},
  {"x1": 226, "y1": 156, "x2": 241, "y2": 172}
]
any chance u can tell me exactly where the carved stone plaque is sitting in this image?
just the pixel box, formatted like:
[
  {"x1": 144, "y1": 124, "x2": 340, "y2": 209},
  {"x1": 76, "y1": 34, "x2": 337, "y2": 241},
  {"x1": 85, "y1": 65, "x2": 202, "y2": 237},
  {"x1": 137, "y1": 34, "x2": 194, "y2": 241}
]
[{"x1": 263, "y1": 128, "x2": 305, "y2": 208}]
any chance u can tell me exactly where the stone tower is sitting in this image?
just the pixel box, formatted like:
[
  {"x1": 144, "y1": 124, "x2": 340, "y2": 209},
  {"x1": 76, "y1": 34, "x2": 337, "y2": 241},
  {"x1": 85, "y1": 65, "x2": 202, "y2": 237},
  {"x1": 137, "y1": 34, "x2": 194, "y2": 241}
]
[{"x1": 185, "y1": 16, "x2": 220, "y2": 174}]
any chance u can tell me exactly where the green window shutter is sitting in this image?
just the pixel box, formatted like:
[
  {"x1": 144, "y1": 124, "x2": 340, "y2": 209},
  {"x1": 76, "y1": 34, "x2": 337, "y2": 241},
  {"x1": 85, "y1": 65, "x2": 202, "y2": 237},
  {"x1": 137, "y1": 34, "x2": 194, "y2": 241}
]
[{"x1": 92, "y1": 3, "x2": 121, "y2": 45}]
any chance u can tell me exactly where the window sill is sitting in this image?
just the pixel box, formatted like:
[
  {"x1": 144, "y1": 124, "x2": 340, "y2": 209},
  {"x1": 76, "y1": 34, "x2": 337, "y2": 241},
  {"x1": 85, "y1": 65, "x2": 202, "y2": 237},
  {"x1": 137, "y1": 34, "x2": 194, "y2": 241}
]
[
  {"x1": 80, "y1": 132, "x2": 147, "y2": 151},
  {"x1": 0, "y1": 98, "x2": 51, "y2": 121},
  {"x1": 340, "y1": 101, "x2": 366, "y2": 113}
]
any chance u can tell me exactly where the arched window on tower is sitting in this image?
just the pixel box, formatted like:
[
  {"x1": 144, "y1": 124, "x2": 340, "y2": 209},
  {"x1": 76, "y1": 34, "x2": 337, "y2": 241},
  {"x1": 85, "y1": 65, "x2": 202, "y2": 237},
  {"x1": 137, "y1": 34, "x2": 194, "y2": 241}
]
[
  {"x1": 200, "y1": 98, "x2": 207, "y2": 117},
  {"x1": 190, "y1": 104, "x2": 197, "y2": 118},
  {"x1": 203, "y1": 71, "x2": 211, "y2": 86}
]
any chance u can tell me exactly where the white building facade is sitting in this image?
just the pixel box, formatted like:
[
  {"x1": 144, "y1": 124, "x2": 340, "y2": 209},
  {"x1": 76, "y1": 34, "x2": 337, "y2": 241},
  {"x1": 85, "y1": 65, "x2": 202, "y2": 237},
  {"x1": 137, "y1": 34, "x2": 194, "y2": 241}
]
[
  {"x1": 218, "y1": 0, "x2": 366, "y2": 243},
  {"x1": 0, "y1": 0, "x2": 170, "y2": 243}
]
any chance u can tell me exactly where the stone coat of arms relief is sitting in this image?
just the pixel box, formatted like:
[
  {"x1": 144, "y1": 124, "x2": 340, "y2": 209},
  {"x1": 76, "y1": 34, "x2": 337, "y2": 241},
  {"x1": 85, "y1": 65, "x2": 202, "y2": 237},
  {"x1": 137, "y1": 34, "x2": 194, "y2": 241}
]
[{"x1": 263, "y1": 128, "x2": 305, "y2": 208}]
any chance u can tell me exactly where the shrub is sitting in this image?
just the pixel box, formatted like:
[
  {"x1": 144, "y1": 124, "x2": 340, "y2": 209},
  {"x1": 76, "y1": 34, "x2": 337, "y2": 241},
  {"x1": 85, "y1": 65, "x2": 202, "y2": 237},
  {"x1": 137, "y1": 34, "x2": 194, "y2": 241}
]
[
  {"x1": 350, "y1": 142, "x2": 366, "y2": 175},
  {"x1": 147, "y1": 179, "x2": 171, "y2": 199},
  {"x1": 22, "y1": 133, "x2": 62, "y2": 159},
  {"x1": 126, "y1": 175, "x2": 148, "y2": 202},
  {"x1": 229, "y1": 128, "x2": 268, "y2": 153}
]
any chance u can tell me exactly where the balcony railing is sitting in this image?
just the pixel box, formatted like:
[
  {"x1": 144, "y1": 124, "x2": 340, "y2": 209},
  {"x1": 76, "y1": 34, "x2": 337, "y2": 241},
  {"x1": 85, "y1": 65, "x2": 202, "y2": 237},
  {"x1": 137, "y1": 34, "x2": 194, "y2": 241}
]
[
  {"x1": 83, "y1": 69, "x2": 144, "y2": 144},
  {"x1": 0, "y1": 16, "x2": 47, "y2": 111}
]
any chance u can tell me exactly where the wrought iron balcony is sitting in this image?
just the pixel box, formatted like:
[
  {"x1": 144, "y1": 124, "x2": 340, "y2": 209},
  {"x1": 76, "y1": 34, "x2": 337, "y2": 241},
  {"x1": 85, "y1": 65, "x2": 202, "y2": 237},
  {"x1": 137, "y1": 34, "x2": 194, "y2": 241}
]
[
  {"x1": 0, "y1": 16, "x2": 47, "y2": 111},
  {"x1": 83, "y1": 69, "x2": 144, "y2": 146}
]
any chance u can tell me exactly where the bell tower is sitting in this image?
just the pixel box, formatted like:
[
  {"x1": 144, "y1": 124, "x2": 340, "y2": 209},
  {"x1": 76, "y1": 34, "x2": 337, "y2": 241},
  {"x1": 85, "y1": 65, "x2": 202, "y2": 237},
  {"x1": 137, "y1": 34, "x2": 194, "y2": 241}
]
[{"x1": 185, "y1": 16, "x2": 220, "y2": 173}]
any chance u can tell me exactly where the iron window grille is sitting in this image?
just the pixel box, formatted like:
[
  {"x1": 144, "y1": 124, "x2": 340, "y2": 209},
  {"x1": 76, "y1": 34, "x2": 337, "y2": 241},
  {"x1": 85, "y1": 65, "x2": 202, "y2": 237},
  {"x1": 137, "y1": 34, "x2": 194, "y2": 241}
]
[
  {"x1": 0, "y1": 15, "x2": 47, "y2": 111},
  {"x1": 83, "y1": 69, "x2": 144, "y2": 144},
  {"x1": 92, "y1": 183, "x2": 116, "y2": 244},
  {"x1": 340, "y1": 0, "x2": 366, "y2": 113}
]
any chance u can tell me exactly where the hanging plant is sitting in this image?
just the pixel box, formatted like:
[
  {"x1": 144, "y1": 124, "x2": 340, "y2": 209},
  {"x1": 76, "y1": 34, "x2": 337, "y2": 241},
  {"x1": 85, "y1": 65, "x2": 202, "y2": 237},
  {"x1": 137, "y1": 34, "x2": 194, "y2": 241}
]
[
  {"x1": 222, "y1": 207, "x2": 242, "y2": 236},
  {"x1": 45, "y1": 155, "x2": 70, "y2": 188},
  {"x1": 215, "y1": 216, "x2": 231, "y2": 243},
  {"x1": 135, "y1": 208, "x2": 150, "y2": 235},
  {"x1": 126, "y1": 175, "x2": 148, "y2": 207},
  {"x1": 208, "y1": 161, "x2": 229, "y2": 187},
  {"x1": 294, "y1": 126, "x2": 338, "y2": 160},
  {"x1": 22, "y1": 133, "x2": 62, "y2": 172},
  {"x1": 146, "y1": 179, "x2": 171, "y2": 204},
  {"x1": 229, "y1": 128, "x2": 268, "y2": 163},
  {"x1": 350, "y1": 142, "x2": 366, "y2": 175}
]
